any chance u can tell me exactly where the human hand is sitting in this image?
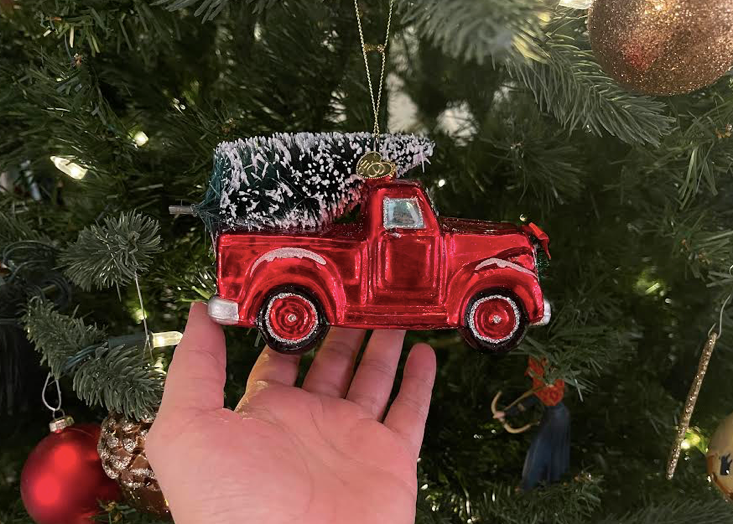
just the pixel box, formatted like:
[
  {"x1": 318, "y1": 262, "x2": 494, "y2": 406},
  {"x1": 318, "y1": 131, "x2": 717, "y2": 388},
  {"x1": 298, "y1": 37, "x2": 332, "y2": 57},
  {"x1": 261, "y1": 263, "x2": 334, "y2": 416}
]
[
  {"x1": 147, "y1": 303, "x2": 437, "y2": 524},
  {"x1": 493, "y1": 410, "x2": 506, "y2": 421}
]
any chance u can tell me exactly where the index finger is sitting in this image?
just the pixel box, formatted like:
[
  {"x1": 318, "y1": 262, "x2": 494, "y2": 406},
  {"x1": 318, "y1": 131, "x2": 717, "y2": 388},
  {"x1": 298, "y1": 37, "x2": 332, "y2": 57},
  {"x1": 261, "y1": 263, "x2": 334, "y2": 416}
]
[{"x1": 383, "y1": 343, "x2": 436, "y2": 459}]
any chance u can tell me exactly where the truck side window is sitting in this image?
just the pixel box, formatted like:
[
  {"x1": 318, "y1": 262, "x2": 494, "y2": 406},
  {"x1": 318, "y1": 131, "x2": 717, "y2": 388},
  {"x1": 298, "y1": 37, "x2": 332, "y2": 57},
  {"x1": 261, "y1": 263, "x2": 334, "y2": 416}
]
[{"x1": 383, "y1": 197, "x2": 425, "y2": 230}]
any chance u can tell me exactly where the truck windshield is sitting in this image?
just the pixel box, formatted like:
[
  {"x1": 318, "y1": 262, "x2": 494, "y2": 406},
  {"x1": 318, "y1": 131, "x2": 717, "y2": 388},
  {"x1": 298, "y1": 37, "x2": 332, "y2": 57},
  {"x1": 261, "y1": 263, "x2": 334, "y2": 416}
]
[{"x1": 383, "y1": 197, "x2": 425, "y2": 229}]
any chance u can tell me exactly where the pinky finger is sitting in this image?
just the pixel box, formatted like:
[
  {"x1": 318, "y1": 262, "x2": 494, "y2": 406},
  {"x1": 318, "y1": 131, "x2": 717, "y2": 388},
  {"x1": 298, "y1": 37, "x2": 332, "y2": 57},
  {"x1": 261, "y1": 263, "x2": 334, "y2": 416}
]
[{"x1": 383, "y1": 343, "x2": 436, "y2": 459}]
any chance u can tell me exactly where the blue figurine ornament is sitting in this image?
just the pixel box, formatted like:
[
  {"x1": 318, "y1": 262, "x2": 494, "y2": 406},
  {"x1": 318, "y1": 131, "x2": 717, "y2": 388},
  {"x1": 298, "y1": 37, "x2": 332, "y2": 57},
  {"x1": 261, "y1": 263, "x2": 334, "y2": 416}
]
[{"x1": 492, "y1": 357, "x2": 571, "y2": 491}]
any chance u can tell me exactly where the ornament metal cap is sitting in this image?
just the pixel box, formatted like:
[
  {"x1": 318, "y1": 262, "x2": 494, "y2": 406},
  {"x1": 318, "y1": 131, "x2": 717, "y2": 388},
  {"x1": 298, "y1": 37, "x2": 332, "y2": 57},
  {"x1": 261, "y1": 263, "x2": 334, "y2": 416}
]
[{"x1": 49, "y1": 415, "x2": 75, "y2": 433}]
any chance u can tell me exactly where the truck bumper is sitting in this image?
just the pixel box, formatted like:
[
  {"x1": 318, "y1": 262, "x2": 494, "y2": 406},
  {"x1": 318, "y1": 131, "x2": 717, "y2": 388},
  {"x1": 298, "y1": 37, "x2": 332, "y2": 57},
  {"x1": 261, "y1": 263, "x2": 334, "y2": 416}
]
[
  {"x1": 208, "y1": 295, "x2": 240, "y2": 325},
  {"x1": 532, "y1": 298, "x2": 551, "y2": 327}
]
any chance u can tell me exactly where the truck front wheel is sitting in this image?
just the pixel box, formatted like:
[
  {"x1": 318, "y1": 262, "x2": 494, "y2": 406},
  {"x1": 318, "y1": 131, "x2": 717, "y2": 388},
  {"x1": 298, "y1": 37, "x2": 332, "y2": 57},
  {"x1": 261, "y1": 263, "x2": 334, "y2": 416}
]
[
  {"x1": 257, "y1": 286, "x2": 329, "y2": 354},
  {"x1": 460, "y1": 289, "x2": 528, "y2": 354}
]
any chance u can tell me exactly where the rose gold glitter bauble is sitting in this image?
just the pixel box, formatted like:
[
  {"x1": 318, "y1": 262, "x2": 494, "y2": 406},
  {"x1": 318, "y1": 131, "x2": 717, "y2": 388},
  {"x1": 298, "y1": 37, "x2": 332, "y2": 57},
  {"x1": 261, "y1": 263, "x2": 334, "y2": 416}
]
[
  {"x1": 588, "y1": 0, "x2": 733, "y2": 95},
  {"x1": 98, "y1": 412, "x2": 171, "y2": 519}
]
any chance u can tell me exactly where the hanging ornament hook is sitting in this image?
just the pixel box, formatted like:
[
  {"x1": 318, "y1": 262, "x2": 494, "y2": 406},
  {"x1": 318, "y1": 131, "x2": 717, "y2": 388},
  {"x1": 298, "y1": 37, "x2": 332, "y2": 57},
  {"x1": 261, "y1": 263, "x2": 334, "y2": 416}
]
[
  {"x1": 715, "y1": 293, "x2": 731, "y2": 338},
  {"x1": 41, "y1": 373, "x2": 63, "y2": 418},
  {"x1": 667, "y1": 292, "x2": 733, "y2": 479},
  {"x1": 42, "y1": 373, "x2": 74, "y2": 432}
]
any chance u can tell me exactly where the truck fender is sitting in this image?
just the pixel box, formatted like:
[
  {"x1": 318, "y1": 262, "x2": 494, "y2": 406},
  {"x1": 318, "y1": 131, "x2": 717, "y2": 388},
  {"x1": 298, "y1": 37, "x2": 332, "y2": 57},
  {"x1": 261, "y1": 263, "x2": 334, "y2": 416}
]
[
  {"x1": 446, "y1": 259, "x2": 544, "y2": 325},
  {"x1": 239, "y1": 248, "x2": 345, "y2": 325}
]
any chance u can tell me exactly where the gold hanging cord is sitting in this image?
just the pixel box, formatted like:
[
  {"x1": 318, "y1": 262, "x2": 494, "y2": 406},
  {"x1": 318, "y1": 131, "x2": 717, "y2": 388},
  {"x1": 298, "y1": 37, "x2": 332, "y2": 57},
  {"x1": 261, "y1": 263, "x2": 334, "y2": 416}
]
[{"x1": 353, "y1": 0, "x2": 395, "y2": 150}]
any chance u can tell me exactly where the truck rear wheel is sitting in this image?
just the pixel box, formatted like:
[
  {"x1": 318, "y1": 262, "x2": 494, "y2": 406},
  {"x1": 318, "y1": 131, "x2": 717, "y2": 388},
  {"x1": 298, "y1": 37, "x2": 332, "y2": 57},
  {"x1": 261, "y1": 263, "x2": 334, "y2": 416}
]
[
  {"x1": 460, "y1": 289, "x2": 527, "y2": 354},
  {"x1": 257, "y1": 286, "x2": 329, "y2": 354}
]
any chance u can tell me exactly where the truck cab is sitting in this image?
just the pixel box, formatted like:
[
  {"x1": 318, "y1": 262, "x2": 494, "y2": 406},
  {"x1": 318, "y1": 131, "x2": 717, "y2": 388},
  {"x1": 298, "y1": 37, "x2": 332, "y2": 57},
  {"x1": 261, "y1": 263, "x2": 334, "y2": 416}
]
[{"x1": 368, "y1": 181, "x2": 442, "y2": 306}]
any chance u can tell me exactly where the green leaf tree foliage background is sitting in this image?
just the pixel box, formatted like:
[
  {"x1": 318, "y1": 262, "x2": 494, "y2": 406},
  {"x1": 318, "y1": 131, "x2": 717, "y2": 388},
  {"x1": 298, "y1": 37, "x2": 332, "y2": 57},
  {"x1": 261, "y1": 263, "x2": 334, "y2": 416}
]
[{"x1": 2, "y1": 0, "x2": 733, "y2": 522}]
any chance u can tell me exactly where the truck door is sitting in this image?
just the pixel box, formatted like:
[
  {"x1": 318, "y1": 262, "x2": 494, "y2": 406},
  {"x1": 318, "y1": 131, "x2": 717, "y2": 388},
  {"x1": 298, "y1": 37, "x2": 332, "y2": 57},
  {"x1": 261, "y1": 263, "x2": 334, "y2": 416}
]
[{"x1": 373, "y1": 191, "x2": 440, "y2": 305}]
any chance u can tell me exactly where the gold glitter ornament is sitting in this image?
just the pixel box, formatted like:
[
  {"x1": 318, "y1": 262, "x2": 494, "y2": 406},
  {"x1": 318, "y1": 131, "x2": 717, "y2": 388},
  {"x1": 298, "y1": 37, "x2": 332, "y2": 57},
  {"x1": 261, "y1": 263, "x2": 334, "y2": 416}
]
[
  {"x1": 708, "y1": 412, "x2": 733, "y2": 500},
  {"x1": 98, "y1": 412, "x2": 171, "y2": 519},
  {"x1": 666, "y1": 331, "x2": 717, "y2": 478},
  {"x1": 587, "y1": 0, "x2": 733, "y2": 96},
  {"x1": 667, "y1": 294, "x2": 732, "y2": 480}
]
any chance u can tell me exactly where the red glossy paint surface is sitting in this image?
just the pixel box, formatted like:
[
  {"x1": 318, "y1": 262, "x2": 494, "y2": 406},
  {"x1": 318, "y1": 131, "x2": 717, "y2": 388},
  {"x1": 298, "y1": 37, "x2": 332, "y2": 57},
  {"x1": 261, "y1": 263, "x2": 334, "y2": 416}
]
[
  {"x1": 268, "y1": 294, "x2": 317, "y2": 341},
  {"x1": 217, "y1": 178, "x2": 548, "y2": 332},
  {"x1": 21, "y1": 423, "x2": 120, "y2": 524}
]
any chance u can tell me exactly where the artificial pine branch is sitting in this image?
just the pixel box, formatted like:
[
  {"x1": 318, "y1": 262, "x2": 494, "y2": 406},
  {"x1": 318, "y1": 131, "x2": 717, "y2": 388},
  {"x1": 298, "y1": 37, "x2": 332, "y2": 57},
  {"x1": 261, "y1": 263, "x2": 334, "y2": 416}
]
[
  {"x1": 465, "y1": 476, "x2": 602, "y2": 524},
  {"x1": 480, "y1": 102, "x2": 586, "y2": 208},
  {"x1": 649, "y1": 206, "x2": 733, "y2": 282},
  {"x1": 154, "y1": 0, "x2": 276, "y2": 21},
  {"x1": 23, "y1": 297, "x2": 107, "y2": 377},
  {"x1": 22, "y1": 297, "x2": 163, "y2": 419},
  {"x1": 4, "y1": 1, "x2": 182, "y2": 59},
  {"x1": 506, "y1": 32, "x2": 675, "y2": 146},
  {"x1": 397, "y1": 0, "x2": 548, "y2": 62},
  {"x1": 395, "y1": 2, "x2": 674, "y2": 145},
  {"x1": 2, "y1": 241, "x2": 59, "y2": 288},
  {"x1": 597, "y1": 499, "x2": 733, "y2": 524},
  {"x1": 642, "y1": 100, "x2": 733, "y2": 208},
  {"x1": 0, "y1": 200, "x2": 73, "y2": 415},
  {"x1": 1, "y1": 498, "x2": 170, "y2": 524},
  {"x1": 102, "y1": 502, "x2": 173, "y2": 524},
  {"x1": 72, "y1": 343, "x2": 163, "y2": 420},
  {"x1": 415, "y1": 491, "x2": 451, "y2": 524},
  {"x1": 0, "y1": 499, "x2": 36, "y2": 524},
  {"x1": 60, "y1": 212, "x2": 162, "y2": 291},
  {"x1": 0, "y1": 211, "x2": 49, "y2": 246}
]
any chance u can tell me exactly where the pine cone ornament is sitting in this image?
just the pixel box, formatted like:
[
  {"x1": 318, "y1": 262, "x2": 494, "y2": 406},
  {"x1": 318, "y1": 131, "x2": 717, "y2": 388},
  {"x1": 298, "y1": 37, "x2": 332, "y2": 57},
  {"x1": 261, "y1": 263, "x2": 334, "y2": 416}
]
[{"x1": 98, "y1": 412, "x2": 171, "y2": 519}]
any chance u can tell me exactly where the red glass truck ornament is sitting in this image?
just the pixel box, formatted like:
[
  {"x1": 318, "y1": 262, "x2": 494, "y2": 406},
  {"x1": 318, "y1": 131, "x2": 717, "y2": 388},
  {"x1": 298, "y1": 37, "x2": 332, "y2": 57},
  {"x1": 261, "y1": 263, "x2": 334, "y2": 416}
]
[{"x1": 208, "y1": 176, "x2": 551, "y2": 354}]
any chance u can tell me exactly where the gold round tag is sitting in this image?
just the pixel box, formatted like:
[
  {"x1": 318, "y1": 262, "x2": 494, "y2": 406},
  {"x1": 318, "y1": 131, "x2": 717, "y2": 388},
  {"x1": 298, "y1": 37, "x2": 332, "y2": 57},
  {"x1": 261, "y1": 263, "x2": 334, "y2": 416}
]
[{"x1": 356, "y1": 151, "x2": 396, "y2": 179}]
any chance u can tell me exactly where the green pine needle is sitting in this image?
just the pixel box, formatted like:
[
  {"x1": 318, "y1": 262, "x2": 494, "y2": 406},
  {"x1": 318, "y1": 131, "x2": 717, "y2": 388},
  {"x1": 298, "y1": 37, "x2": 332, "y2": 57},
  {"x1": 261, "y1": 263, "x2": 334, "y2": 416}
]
[
  {"x1": 474, "y1": 477, "x2": 602, "y2": 524},
  {"x1": 507, "y1": 34, "x2": 675, "y2": 146},
  {"x1": 0, "y1": 209, "x2": 48, "y2": 246},
  {"x1": 399, "y1": 0, "x2": 548, "y2": 63},
  {"x1": 61, "y1": 212, "x2": 162, "y2": 291},
  {"x1": 597, "y1": 500, "x2": 733, "y2": 524},
  {"x1": 73, "y1": 343, "x2": 163, "y2": 420},
  {"x1": 22, "y1": 297, "x2": 162, "y2": 419},
  {"x1": 480, "y1": 103, "x2": 586, "y2": 208},
  {"x1": 154, "y1": 0, "x2": 276, "y2": 21},
  {"x1": 23, "y1": 297, "x2": 106, "y2": 377},
  {"x1": 421, "y1": 475, "x2": 603, "y2": 524}
]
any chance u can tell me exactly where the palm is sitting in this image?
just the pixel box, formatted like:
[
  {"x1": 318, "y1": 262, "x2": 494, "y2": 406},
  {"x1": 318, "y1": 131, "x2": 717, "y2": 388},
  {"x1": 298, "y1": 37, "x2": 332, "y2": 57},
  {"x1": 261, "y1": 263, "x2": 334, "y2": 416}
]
[
  {"x1": 148, "y1": 304, "x2": 436, "y2": 524},
  {"x1": 218, "y1": 387, "x2": 417, "y2": 523}
]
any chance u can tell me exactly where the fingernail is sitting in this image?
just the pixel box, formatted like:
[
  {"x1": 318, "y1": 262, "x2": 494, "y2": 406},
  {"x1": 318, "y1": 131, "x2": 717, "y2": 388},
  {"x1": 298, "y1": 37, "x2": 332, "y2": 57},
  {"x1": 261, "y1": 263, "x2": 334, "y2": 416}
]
[{"x1": 188, "y1": 301, "x2": 206, "y2": 317}]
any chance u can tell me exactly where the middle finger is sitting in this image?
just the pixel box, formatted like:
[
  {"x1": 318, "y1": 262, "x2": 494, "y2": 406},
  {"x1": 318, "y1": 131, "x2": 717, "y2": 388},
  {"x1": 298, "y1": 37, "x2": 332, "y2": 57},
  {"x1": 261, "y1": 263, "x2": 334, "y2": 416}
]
[{"x1": 301, "y1": 327, "x2": 366, "y2": 397}]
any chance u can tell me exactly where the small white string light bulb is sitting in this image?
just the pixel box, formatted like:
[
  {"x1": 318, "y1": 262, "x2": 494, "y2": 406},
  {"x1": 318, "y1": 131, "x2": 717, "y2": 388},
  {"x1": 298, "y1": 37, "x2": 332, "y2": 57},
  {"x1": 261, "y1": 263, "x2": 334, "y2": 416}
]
[
  {"x1": 151, "y1": 331, "x2": 184, "y2": 348},
  {"x1": 558, "y1": 0, "x2": 592, "y2": 8},
  {"x1": 50, "y1": 156, "x2": 88, "y2": 180},
  {"x1": 133, "y1": 131, "x2": 149, "y2": 147}
]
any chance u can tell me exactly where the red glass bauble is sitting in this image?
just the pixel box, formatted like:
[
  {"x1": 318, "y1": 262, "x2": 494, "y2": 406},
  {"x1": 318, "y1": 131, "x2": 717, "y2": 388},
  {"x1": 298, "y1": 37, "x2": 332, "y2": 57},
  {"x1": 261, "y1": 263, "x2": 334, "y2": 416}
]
[{"x1": 21, "y1": 421, "x2": 120, "y2": 524}]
